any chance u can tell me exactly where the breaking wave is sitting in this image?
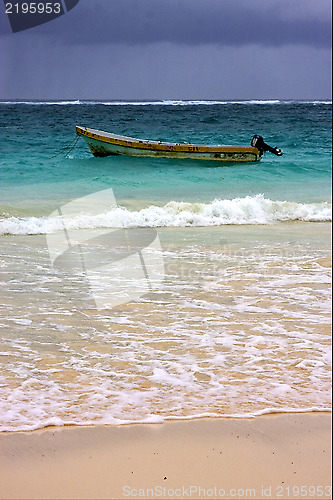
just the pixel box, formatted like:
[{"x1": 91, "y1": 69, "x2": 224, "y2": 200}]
[
  {"x1": 1, "y1": 100, "x2": 331, "y2": 106},
  {"x1": 0, "y1": 195, "x2": 331, "y2": 235}
]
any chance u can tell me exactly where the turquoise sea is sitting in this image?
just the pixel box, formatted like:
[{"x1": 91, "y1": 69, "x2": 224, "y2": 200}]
[{"x1": 0, "y1": 100, "x2": 331, "y2": 431}]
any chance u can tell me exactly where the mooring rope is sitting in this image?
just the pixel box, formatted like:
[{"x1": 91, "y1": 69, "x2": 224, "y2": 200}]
[
  {"x1": 49, "y1": 134, "x2": 79, "y2": 159},
  {"x1": 63, "y1": 135, "x2": 79, "y2": 157}
]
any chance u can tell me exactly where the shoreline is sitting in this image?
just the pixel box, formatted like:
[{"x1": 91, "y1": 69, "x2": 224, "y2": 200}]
[{"x1": 0, "y1": 412, "x2": 331, "y2": 500}]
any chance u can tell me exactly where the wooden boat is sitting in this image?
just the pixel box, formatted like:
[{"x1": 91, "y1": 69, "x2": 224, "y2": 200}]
[{"x1": 76, "y1": 126, "x2": 282, "y2": 162}]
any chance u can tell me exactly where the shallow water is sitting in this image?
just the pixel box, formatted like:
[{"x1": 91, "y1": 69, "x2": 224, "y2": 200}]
[{"x1": 0, "y1": 222, "x2": 331, "y2": 431}]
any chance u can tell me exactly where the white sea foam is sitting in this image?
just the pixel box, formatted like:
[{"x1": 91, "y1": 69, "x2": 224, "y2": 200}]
[
  {"x1": 0, "y1": 100, "x2": 82, "y2": 105},
  {"x1": 0, "y1": 195, "x2": 331, "y2": 235},
  {"x1": 1, "y1": 100, "x2": 331, "y2": 106},
  {"x1": 1, "y1": 234, "x2": 331, "y2": 431}
]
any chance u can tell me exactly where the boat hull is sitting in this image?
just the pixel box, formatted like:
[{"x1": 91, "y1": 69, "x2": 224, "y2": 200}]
[{"x1": 76, "y1": 126, "x2": 262, "y2": 162}]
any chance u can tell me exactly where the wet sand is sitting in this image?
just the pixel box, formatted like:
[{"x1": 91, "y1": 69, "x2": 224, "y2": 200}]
[{"x1": 0, "y1": 413, "x2": 331, "y2": 500}]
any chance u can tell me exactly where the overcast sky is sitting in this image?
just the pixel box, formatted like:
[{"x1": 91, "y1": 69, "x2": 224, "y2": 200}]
[{"x1": 0, "y1": 0, "x2": 331, "y2": 100}]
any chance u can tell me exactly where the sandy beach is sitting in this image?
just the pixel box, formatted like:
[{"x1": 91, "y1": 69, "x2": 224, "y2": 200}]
[{"x1": 0, "y1": 413, "x2": 331, "y2": 500}]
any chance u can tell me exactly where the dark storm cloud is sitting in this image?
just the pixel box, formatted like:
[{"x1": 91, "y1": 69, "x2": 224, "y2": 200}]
[
  {"x1": 0, "y1": 0, "x2": 331, "y2": 100},
  {"x1": 42, "y1": 0, "x2": 332, "y2": 48},
  {"x1": 1, "y1": 0, "x2": 331, "y2": 48}
]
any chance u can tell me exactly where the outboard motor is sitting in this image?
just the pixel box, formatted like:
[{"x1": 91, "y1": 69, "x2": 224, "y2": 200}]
[{"x1": 251, "y1": 135, "x2": 283, "y2": 156}]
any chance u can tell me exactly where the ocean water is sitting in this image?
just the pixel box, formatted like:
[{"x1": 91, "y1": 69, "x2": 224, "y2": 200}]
[{"x1": 0, "y1": 100, "x2": 331, "y2": 431}]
